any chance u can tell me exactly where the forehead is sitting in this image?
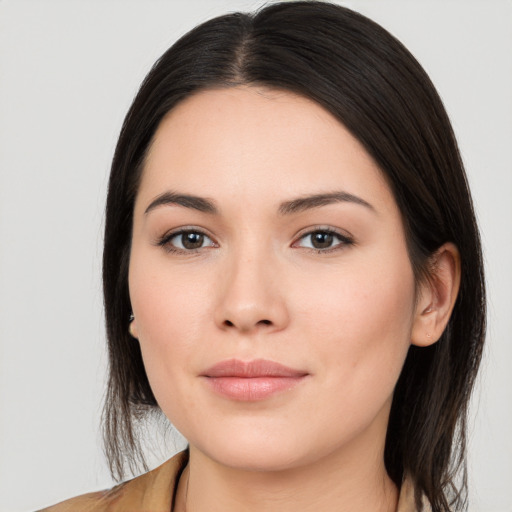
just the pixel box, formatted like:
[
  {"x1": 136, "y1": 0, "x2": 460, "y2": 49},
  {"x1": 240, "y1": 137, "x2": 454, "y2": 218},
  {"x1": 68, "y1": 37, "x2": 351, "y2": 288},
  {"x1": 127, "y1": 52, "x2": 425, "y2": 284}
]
[{"x1": 138, "y1": 86, "x2": 395, "y2": 215}]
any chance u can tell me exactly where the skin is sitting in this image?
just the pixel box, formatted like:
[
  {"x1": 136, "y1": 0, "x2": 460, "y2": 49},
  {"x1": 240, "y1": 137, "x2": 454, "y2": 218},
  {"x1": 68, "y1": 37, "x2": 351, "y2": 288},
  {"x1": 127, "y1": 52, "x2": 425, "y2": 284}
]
[{"x1": 128, "y1": 86, "x2": 460, "y2": 512}]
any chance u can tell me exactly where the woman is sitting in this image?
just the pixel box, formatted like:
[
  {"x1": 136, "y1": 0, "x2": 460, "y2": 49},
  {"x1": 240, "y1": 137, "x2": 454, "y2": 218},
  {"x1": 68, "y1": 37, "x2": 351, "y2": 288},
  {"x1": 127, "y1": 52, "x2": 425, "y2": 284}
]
[{"x1": 41, "y1": 1, "x2": 485, "y2": 511}]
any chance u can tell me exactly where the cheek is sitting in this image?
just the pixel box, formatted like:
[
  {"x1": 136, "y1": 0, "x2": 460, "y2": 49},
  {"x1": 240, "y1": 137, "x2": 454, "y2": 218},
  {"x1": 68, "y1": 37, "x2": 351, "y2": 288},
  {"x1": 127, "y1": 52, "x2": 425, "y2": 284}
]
[
  {"x1": 128, "y1": 253, "x2": 214, "y2": 405},
  {"x1": 296, "y1": 254, "x2": 415, "y2": 396},
  {"x1": 130, "y1": 246, "x2": 213, "y2": 334}
]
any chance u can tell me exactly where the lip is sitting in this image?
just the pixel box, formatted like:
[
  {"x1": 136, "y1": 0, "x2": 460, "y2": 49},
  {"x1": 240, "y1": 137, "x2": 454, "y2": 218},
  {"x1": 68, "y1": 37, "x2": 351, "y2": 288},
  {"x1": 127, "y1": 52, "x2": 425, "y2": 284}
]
[{"x1": 200, "y1": 359, "x2": 309, "y2": 401}]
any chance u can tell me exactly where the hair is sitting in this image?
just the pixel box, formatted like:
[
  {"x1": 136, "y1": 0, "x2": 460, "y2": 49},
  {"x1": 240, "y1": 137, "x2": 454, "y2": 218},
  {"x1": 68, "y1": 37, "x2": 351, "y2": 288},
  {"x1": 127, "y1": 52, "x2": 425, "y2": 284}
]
[{"x1": 102, "y1": 2, "x2": 485, "y2": 510}]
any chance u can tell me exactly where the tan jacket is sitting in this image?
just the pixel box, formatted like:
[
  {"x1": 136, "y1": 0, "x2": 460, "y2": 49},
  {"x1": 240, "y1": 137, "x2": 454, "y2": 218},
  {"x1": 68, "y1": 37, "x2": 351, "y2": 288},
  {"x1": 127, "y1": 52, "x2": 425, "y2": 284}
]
[{"x1": 39, "y1": 451, "x2": 425, "y2": 512}]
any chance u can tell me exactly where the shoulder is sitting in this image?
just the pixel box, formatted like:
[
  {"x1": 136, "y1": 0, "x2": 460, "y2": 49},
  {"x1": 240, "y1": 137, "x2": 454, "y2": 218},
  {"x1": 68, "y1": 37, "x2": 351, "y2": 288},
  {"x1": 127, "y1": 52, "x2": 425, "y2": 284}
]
[
  {"x1": 36, "y1": 487, "x2": 123, "y2": 512},
  {"x1": 38, "y1": 451, "x2": 189, "y2": 512}
]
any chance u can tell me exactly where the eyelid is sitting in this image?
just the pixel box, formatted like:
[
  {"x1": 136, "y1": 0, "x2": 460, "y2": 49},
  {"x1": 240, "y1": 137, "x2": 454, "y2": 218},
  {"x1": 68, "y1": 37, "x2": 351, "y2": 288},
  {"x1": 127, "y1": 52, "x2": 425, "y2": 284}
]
[
  {"x1": 155, "y1": 226, "x2": 218, "y2": 253},
  {"x1": 154, "y1": 224, "x2": 354, "y2": 254},
  {"x1": 291, "y1": 225, "x2": 355, "y2": 251}
]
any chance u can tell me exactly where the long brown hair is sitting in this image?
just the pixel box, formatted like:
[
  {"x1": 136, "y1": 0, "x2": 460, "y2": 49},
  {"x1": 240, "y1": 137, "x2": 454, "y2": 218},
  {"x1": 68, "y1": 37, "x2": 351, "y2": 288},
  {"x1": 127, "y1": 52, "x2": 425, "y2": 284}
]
[{"x1": 102, "y1": 3, "x2": 485, "y2": 510}]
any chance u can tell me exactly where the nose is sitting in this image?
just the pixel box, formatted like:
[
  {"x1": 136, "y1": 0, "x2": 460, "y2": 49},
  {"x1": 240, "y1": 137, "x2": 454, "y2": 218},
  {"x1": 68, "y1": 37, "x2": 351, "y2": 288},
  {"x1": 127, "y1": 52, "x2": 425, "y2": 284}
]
[{"x1": 214, "y1": 249, "x2": 289, "y2": 334}]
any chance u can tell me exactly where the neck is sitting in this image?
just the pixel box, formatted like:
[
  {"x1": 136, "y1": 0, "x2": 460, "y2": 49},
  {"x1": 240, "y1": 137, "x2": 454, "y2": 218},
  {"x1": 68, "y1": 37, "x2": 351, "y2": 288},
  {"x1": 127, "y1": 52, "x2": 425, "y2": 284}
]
[{"x1": 175, "y1": 423, "x2": 398, "y2": 512}]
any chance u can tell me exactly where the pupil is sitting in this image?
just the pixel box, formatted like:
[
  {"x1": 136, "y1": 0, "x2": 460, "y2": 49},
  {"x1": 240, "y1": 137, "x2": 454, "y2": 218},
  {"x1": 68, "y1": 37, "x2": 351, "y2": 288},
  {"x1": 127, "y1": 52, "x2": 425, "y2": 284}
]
[
  {"x1": 312, "y1": 232, "x2": 333, "y2": 249},
  {"x1": 183, "y1": 232, "x2": 204, "y2": 249}
]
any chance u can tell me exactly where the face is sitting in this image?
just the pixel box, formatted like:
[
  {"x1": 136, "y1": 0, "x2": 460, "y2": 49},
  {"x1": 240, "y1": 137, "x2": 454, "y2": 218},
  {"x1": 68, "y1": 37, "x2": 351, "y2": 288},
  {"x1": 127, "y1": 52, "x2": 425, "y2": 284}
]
[{"x1": 128, "y1": 86, "x2": 419, "y2": 472}]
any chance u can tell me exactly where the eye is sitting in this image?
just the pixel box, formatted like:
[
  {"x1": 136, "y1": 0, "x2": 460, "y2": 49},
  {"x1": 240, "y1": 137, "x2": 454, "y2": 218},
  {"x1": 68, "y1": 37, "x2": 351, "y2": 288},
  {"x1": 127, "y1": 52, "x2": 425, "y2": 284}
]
[
  {"x1": 159, "y1": 229, "x2": 216, "y2": 252},
  {"x1": 294, "y1": 229, "x2": 353, "y2": 251}
]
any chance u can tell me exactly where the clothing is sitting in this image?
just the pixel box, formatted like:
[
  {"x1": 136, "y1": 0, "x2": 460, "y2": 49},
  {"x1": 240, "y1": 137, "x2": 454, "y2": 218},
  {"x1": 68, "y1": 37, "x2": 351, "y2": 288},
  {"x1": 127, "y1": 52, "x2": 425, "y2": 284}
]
[{"x1": 38, "y1": 450, "x2": 426, "y2": 512}]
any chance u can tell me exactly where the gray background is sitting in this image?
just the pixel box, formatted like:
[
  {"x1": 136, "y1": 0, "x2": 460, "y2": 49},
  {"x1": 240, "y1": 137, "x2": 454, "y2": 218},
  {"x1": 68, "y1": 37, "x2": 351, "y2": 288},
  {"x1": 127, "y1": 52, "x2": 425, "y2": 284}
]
[{"x1": 0, "y1": 1, "x2": 511, "y2": 510}]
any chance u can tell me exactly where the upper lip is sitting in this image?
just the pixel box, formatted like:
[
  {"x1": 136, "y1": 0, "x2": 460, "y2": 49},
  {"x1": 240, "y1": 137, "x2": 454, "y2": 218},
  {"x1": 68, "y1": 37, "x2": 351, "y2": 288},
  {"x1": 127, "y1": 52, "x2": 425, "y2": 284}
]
[{"x1": 201, "y1": 358, "x2": 308, "y2": 378}]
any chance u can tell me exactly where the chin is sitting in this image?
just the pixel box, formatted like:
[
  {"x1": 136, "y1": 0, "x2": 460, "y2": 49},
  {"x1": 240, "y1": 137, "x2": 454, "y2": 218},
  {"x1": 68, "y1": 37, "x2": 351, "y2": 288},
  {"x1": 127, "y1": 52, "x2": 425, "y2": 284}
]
[
  {"x1": 191, "y1": 422, "x2": 357, "y2": 475},
  {"x1": 210, "y1": 443, "x2": 307, "y2": 472},
  {"x1": 188, "y1": 425, "x2": 310, "y2": 472}
]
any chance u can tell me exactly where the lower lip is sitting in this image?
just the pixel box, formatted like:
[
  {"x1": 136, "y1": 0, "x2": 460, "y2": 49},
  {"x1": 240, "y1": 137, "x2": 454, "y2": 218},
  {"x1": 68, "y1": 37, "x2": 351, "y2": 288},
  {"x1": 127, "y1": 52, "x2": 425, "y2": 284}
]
[{"x1": 204, "y1": 376, "x2": 306, "y2": 401}]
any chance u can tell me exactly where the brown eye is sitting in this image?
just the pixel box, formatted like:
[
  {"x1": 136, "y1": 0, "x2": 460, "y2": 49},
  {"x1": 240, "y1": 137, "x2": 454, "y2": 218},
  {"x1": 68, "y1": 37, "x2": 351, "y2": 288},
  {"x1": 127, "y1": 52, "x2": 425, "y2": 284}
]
[
  {"x1": 181, "y1": 232, "x2": 204, "y2": 249},
  {"x1": 164, "y1": 230, "x2": 215, "y2": 251},
  {"x1": 295, "y1": 229, "x2": 353, "y2": 251},
  {"x1": 311, "y1": 231, "x2": 334, "y2": 249}
]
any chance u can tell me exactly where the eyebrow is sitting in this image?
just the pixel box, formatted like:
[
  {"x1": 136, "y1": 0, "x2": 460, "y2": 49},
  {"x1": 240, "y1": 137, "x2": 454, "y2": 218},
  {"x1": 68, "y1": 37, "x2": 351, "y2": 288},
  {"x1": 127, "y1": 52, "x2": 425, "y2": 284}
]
[
  {"x1": 144, "y1": 190, "x2": 375, "y2": 216},
  {"x1": 144, "y1": 191, "x2": 218, "y2": 215},
  {"x1": 278, "y1": 191, "x2": 375, "y2": 215}
]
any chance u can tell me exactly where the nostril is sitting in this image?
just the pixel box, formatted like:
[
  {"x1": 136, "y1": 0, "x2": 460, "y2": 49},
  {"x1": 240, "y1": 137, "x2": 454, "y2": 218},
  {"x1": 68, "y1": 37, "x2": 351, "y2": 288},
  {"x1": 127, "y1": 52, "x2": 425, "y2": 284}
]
[{"x1": 222, "y1": 318, "x2": 272, "y2": 328}]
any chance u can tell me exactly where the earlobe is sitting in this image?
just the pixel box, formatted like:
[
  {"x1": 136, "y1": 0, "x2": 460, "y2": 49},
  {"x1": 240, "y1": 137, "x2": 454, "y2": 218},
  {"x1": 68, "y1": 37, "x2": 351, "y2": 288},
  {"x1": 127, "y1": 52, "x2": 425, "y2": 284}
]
[
  {"x1": 129, "y1": 317, "x2": 139, "y2": 339},
  {"x1": 411, "y1": 242, "x2": 461, "y2": 347}
]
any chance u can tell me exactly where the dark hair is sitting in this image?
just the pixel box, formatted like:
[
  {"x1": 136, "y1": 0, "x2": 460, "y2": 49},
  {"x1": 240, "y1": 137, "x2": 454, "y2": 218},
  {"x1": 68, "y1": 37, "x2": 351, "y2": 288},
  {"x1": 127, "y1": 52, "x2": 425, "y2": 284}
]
[{"x1": 102, "y1": 2, "x2": 485, "y2": 510}]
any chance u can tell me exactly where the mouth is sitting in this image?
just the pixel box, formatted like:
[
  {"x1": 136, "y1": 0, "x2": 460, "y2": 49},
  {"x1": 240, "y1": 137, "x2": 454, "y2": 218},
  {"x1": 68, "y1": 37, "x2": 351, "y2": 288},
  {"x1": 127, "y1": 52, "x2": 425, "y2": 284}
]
[{"x1": 200, "y1": 359, "x2": 309, "y2": 401}]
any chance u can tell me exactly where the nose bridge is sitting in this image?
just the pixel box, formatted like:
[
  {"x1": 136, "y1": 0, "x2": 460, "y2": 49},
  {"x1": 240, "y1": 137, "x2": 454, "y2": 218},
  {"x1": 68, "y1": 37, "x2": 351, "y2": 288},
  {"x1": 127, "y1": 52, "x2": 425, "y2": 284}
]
[{"x1": 215, "y1": 237, "x2": 288, "y2": 333}]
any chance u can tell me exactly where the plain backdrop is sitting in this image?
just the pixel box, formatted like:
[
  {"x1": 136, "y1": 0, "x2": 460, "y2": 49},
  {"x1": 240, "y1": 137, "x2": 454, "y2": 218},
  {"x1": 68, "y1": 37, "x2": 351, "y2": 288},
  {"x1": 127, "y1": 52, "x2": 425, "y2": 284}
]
[{"x1": 0, "y1": 1, "x2": 511, "y2": 511}]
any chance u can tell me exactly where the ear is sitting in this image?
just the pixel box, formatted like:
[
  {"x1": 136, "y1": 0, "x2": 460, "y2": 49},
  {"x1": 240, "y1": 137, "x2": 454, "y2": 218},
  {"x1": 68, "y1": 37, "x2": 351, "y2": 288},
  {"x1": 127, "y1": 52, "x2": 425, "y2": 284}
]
[
  {"x1": 411, "y1": 242, "x2": 461, "y2": 347},
  {"x1": 129, "y1": 318, "x2": 139, "y2": 339}
]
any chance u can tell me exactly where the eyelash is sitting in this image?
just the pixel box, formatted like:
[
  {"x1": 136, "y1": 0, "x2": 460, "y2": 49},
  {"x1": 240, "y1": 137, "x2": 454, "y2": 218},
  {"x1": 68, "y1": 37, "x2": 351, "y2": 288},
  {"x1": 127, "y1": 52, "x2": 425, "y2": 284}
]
[
  {"x1": 156, "y1": 227, "x2": 354, "y2": 255},
  {"x1": 156, "y1": 228, "x2": 216, "y2": 254},
  {"x1": 292, "y1": 227, "x2": 354, "y2": 254}
]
